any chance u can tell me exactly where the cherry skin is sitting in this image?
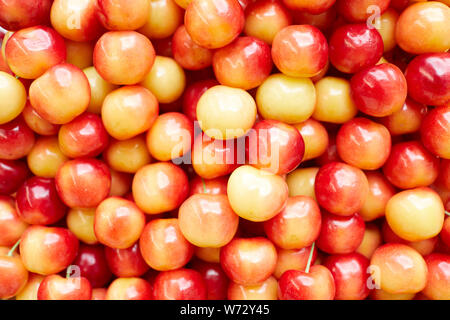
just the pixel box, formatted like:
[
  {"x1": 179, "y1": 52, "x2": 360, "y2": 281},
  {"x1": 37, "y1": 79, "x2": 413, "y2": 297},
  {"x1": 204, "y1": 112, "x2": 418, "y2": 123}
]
[
  {"x1": 5, "y1": 25, "x2": 66, "y2": 80},
  {"x1": 315, "y1": 162, "x2": 369, "y2": 217},
  {"x1": 337, "y1": 117, "x2": 391, "y2": 170},
  {"x1": 153, "y1": 268, "x2": 207, "y2": 300},
  {"x1": 294, "y1": 119, "x2": 328, "y2": 161},
  {"x1": 360, "y1": 171, "x2": 395, "y2": 222},
  {"x1": 329, "y1": 24, "x2": 383, "y2": 74},
  {"x1": 16, "y1": 177, "x2": 67, "y2": 225},
  {"x1": 220, "y1": 237, "x2": 277, "y2": 286},
  {"x1": 274, "y1": 245, "x2": 317, "y2": 279},
  {"x1": 38, "y1": 274, "x2": 92, "y2": 300},
  {"x1": 56, "y1": 158, "x2": 111, "y2": 209},
  {"x1": 178, "y1": 194, "x2": 239, "y2": 248},
  {"x1": 351, "y1": 63, "x2": 407, "y2": 117},
  {"x1": 15, "y1": 273, "x2": 45, "y2": 300},
  {"x1": 132, "y1": 162, "x2": 189, "y2": 214},
  {"x1": 336, "y1": 0, "x2": 390, "y2": 22},
  {"x1": 278, "y1": 266, "x2": 335, "y2": 300},
  {"x1": 420, "y1": 106, "x2": 450, "y2": 159},
  {"x1": 94, "y1": 197, "x2": 145, "y2": 249},
  {"x1": 104, "y1": 242, "x2": 149, "y2": 278},
  {"x1": 106, "y1": 277, "x2": 153, "y2": 300},
  {"x1": 0, "y1": 116, "x2": 35, "y2": 160},
  {"x1": 370, "y1": 243, "x2": 428, "y2": 294},
  {"x1": 138, "y1": 0, "x2": 183, "y2": 40},
  {"x1": 0, "y1": 71, "x2": 26, "y2": 125},
  {"x1": 383, "y1": 141, "x2": 439, "y2": 190},
  {"x1": 26, "y1": 136, "x2": 68, "y2": 179},
  {"x1": 248, "y1": 119, "x2": 304, "y2": 175},
  {"x1": 189, "y1": 175, "x2": 228, "y2": 196},
  {"x1": 72, "y1": 244, "x2": 112, "y2": 288},
  {"x1": 0, "y1": 196, "x2": 28, "y2": 246},
  {"x1": 172, "y1": 25, "x2": 213, "y2": 71},
  {"x1": 228, "y1": 276, "x2": 278, "y2": 300},
  {"x1": 272, "y1": 25, "x2": 328, "y2": 78},
  {"x1": 380, "y1": 98, "x2": 428, "y2": 136},
  {"x1": 0, "y1": 0, "x2": 52, "y2": 30},
  {"x1": 20, "y1": 225, "x2": 79, "y2": 275},
  {"x1": 213, "y1": 36, "x2": 272, "y2": 90},
  {"x1": 190, "y1": 260, "x2": 229, "y2": 300},
  {"x1": 405, "y1": 53, "x2": 450, "y2": 107},
  {"x1": 323, "y1": 252, "x2": 370, "y2": 300},
  {"x1": 184, "y1": 0, "x2": 245, "y2": 49},
  {"x1": 21, "y1": 101, "x2": 60, "y2": 136},
  {"x1": 264, "y1": 196, "x2": 321, "y2": 250},
  {"x1": 441, "y1": 217, "x2": 450, "y2": 248},
  {"x1": 139, "y1": 218, "x2": 194, "y2": 271},
  {"x1": 58, "y1": 112, "x2": 109, "y2": 158},
  {"x1": 422, "y1": 253, "x2": 450, "y2": 300},
  {"x1": 96, "y1": 0, "x2": 150, "y2": 31},
  {"x1": 0, "y1": 246, "x2": 29, "y2": 299},
  {"x1": 0, "y1": 159, "x2": 28, "y2": 195},
  {"x1": 316, "y1": 212, "x2": 366, "y2": 254},
  {"x1": 283, "y1": 0, "x2": 335, "y2": 14},
  {"x1": 356, "y1": 223, "x2": 382, "y2": 259},
  {"x1": 66, "y1": 208, "x2": 97, "y2": 245},
  {"x1": 182, "y1": 80, "x2": 219, "y2": 122}
]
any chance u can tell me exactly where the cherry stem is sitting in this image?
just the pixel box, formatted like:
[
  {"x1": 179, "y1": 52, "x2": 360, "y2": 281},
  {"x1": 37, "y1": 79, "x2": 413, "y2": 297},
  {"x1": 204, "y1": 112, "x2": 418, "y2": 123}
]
[
  {"x1": 446, "y1": 211, "x2": 450, "y2": 217},
  {"x1": 66, "y1": 266, "x2": 73, "y2": 279},
  {"x1": 305, "y1": 242, "x2": 315, "y2": 274},
  {"x1": 7, "y1": 239, "x2": 20, "y2": 257},
  {"x1": 202, "y1": 178, "x2": 207, "y2": 194}
]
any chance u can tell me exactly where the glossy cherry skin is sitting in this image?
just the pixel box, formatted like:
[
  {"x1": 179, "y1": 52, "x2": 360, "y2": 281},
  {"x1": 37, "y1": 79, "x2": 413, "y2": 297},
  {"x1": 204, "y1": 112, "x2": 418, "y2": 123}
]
[
  {"x1": 380, "y1": 98, "x2": 428, "y2": 136},
  {"x1": 0, "y1": 116, "x2": 35, "y2": 160},
  {"x1": 0, "y1": 159, "x2": 28, "y2": 194},
  {"x1": 73, "y1": 244, "x2": 112, "y2": 288},
  {"x1": 337, "y1": 117, "x2": 391, "y2": 170},
  {"x1": 422, "y1": 253, "x2": 450, "y2": 300},
  {"x1": 329, "y1": 24, "x2": 383, "y2": 74},
  {"x1": 184, "y1": 0, "x2": 245, "y2": 49},
  {"x1": 140, "y1": 218, "x2": 194, "y2": 271},
  {"x1": 294, "y1": 119, "x2": 328, "y2": 161},
  {"x1": 182, "y1": 80, "x2": 219, "y2": 122},
  {"x1": 405, "y1": 53, "x2": 450, "y2": 107},
  {"x1": 20, "y1": 225, "x2": 79, "y2": 275},
  {"x1": 213, "y1": 36, "x2": 272, "y2": 90},
  {"x1": 172, "y1": 25, "x2": 213, "y2": 71},
  {"x1": 439, "y1": 160, "x2": 450, "y2": 192},
  {"x1": 272, "y1": 25, "x2": 328, "y2": 78},
  {"x1": 283, "y1": 0, "x2": 335, "y2": 14},
  {"x1": 351, "y1": 63, "x2": 407, "y2": 117},
  {"x1": 132, "y1": 162, "x2": 189, "y2": 214},
  {"x1": 317, "y1": 212, "x2": 365, "y2": 254},
  {"x1": 97, "y1": 0, "x2": 149, "y2": 31},
  {"x1": 22, "y1": 101, "x2": 60, "y2": 136},
  {"x1": 5, "y1": 26, "x2": 66, "y2": 80},
  {"x1": 278, "y1": 266, "x2": 335, "y2": 300},
  {"x1": 244, "y1": 0, "x2": 292, "y2": 45},
  {"x1": 273, "y1": 245, "x2": 317, "y2": 279},
  {"x1": 420, "y1": 106, "x2": 450, "y2": 159},
  {"x1": 138, "y1": 0, "x2": 183, "y2": 40},
  {"x1": 179, "y1": 194, "x2": 239, "y2": 248},
  {"x1": 16, "y1": 177, "x2": 67, "y2": 225},
  {"x1": 441, "y1": 217, "x2": 450, "y2": 248},
  {"x1": 153, "y1": 268, "x2": 207, "y2": 300},
  {"x1": 93, "y1": 31, "x2": 155, "y2": 85},
  {"x1": 55, "y1": 158, "x2": 111, "y2": 209},
  {"x1": 336, "y1": 0, "x2": 390, "y2": 22},
  {"x1": 191, "y1": 134, "x2": 240, "y2": 180},
  {"x1": 247, "y1": 120, "x2": 304, "y2": 175},
  {"x1": 324, "y1": 253, "x2": 370, "y2": 300},
  {"x1": 315, "y1": 162, "x2": 369, "y2": 216},
  {"x1": 105, "y1": 242, "x2": 149, "y2": 278},
  {"x1": 395, "y1": 2, "x2": 450, "y2": 55},
  {"x1": 189, "y1": 175, "x2": 228, "y2": 196},
  {"x1": 50, "y1": 0, "x2": 105, "y2": 42},
  {"x1": 38, "y1": 274, "x2": 92, "y2": 300},
  {"x1": 58, "y1": 112, "x2": 109, "y2": 158},
  {"x1": 0, "y1": 247, "x2": 28, "y2": 299},
  {"x1": 191, "y1": 260, "x2": 229, "y2": 300},
  {"x1": 220, "y1": 237, "x2": 277, "y2": 286},
  {"x1": 0, "y1": 0, "x2": 52, "y2": 30},
  {"x1": 29, "y1": 63, "x2": 91, "y2": 125},
  {"x1": 228, "y1": 276, "x2": 278, "y2": 300},
  {"x1": 0, "y1": 196, "x2": 28, "y2": 246},
  {"x1": 264, "y1": 196, "x2": 321, "y2": 250},
  {"x1": 370, "y1": 243, "x2": 428, "y2": 294},
  {"x1": 360, "y1": 172, "x2": 395, "y2": 222},
  {"x1": 382, "y1": 141, "x2": 439, "y2": 190},
  {"x1": 94, "y1": 197, "x2": 145, "y2": 249},
  {"x1": 356, "y1": 223, "x2": 382, "y2": 259},
  {"x1": 106, "y1": 277, "x2": 153, "y2": 300},
  {"x1": 14, "y1": 273, "x2": 45, "y2": 300}
]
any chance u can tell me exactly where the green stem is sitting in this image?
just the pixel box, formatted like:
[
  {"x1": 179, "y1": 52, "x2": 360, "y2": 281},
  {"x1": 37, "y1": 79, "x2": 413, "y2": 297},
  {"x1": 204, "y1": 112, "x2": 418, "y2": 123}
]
[
  {"x1": 305, "y1": 242, "x2": 315, "y2": 274},
  {"x1": 66, "y1": 266, "x2": 73, "y2": 279},
  {"x1": 7, "y1": 239, "x2": 20, "y2": 257},
  {"x1": 446, "y1": 211, "x2": 450, "y2": 217},
  {"x1": 201, "y1": 178, "x2": 207, "y2": 194}
]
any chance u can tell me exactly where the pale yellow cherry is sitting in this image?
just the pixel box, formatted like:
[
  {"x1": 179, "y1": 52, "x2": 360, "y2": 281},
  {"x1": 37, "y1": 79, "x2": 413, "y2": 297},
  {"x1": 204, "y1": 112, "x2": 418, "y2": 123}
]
[
  {"x1": 27, "y1": 136, "x2": 68, "y2": 178},
  {"x1": 15, "y1": 274, "x2": 45, "y2": 300},
  {"x1": 356, "y1": 223, "x2": 382, "y2": 259},
  {"x1": 227, "y1": 165, "x2": 288, "y2": 222},
  {"x1": 374, "y1": 8, "x2": 399, "y2": 53},
  {"x1": 256, "y1": 73, "x2": 316, "y2": 124},
  {"x1": 197, "y1": 85, "x2": 257, "y2": 140},
  {"x1": 83, "y1": 66, "x2": 118, "y2": 114},
  {"x1": 313, "y1": 77, "x2": 357, "y2": 124},
  {"x1": 228, "y1": 276, "x2": 278, "y2": 300},
  {"x1": 386, "y1": 187, "x2": 445, "y2": 242},
  {"x1": 65, "y1": 40, "x2": 94, "y2": 70},
  {"x1": 104, "y1": 135, "x2": 152, "y2": 173},
  {"x1": 138, "y1": 0, "x2": 183, "y2": 39},
  {"x1": 195, "y1": 247, "x2": 221, "y2": 263},
  {"x1": 286, "y1": 167, "x2": 319, "y2": 201},
  {"x1": 140, "y1": 56, "x2": 186, "y2": 104},
  {"x1": 0, "y1": 71, "x2": 27, "y2": 124},
  {"x1": 66, "y1": 208, "x2": 97, "y2": 245}
]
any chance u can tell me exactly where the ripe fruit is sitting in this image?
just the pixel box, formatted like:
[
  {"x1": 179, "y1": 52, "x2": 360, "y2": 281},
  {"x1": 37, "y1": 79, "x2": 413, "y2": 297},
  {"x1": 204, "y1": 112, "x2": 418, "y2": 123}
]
[
  {"x1": 106, "y1": 277, "x2": 152, "y2": 300},
  {"x1": 38, "y1": 274, "x2": 92, "y2": 300},
  {"x1": 0, "y1": 245, "x2": 29, "y2": 299},
  {"x1": 153, "y1": 269, "x2": 207, "y2": 300},
  {"x1": 0, "y1": 72, "x2": 26, "y2": 124}
]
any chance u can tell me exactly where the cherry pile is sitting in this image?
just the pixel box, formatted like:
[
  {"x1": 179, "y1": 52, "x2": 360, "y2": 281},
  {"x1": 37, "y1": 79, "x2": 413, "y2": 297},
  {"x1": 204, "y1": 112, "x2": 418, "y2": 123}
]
[{"x1": 0, "y1": 0, "x2": 449, "y2": 301}]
